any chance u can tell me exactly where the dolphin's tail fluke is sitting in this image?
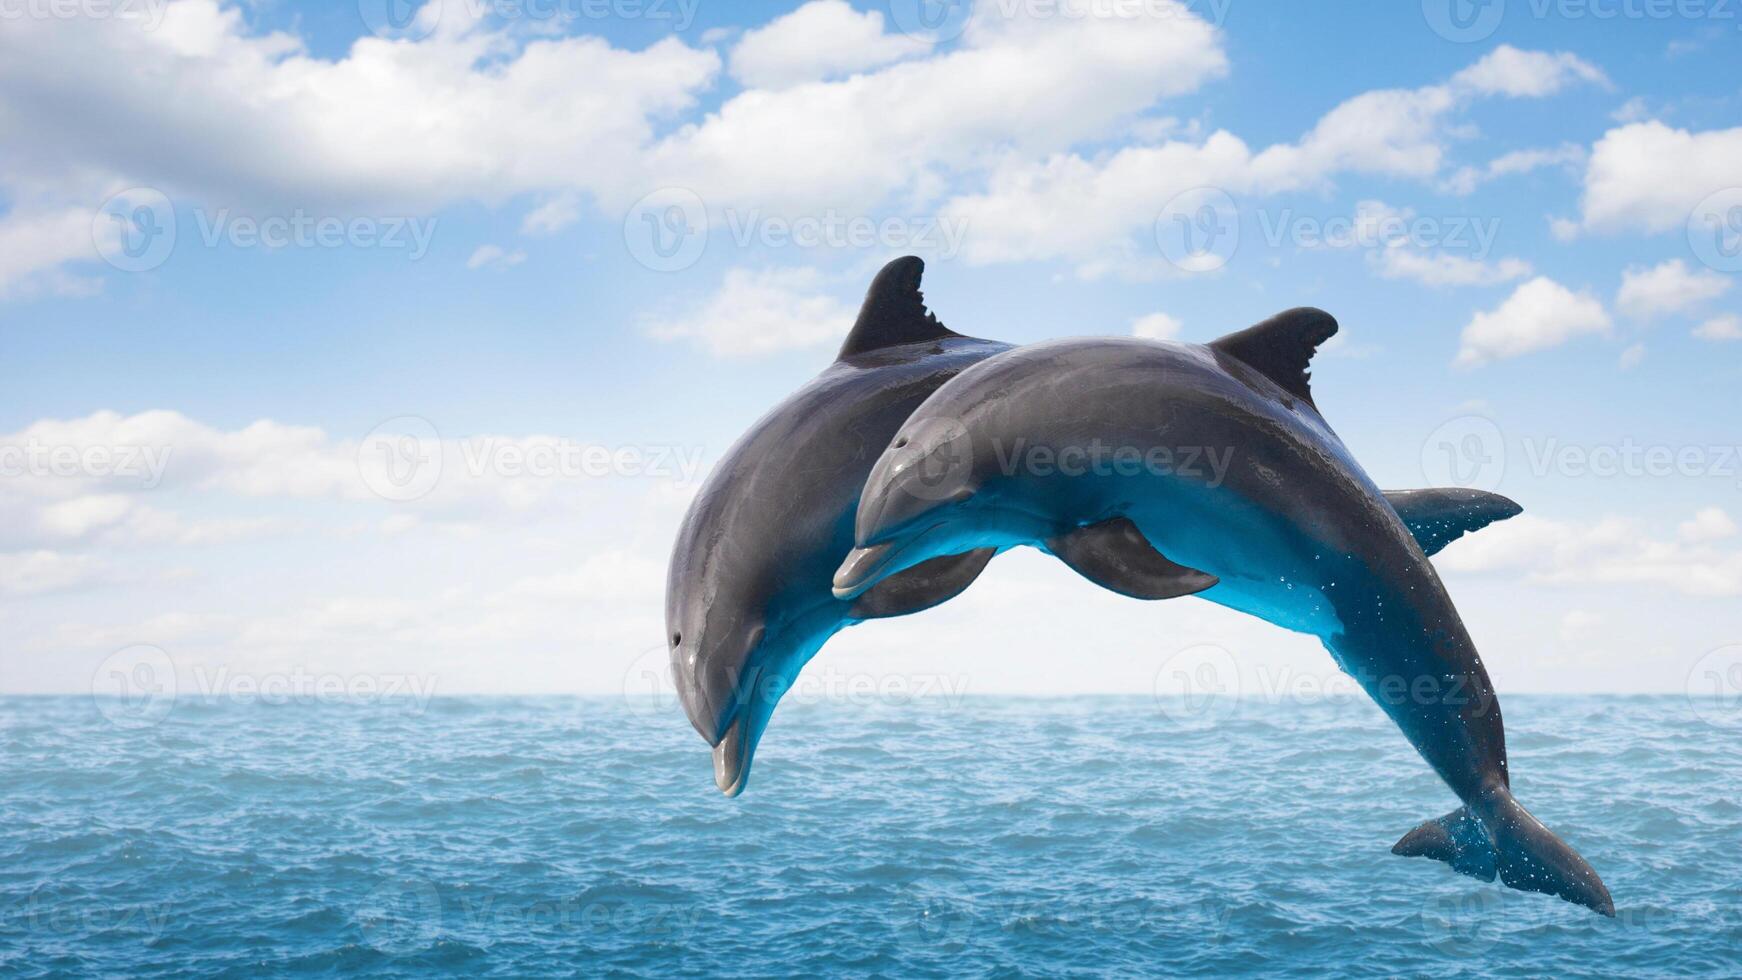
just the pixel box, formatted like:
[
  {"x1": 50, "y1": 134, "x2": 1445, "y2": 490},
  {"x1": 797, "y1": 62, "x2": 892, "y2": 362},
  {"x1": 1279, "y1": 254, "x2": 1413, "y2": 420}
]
[{"x1": 1393, "y1": 792, "x2": 1614, "y2": 916}]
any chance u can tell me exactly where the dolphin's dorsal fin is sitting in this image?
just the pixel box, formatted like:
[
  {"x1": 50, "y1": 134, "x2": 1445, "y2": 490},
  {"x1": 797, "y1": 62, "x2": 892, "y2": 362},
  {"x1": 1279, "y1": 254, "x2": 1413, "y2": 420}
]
[
  {"x1": 1209, "y1": 307, "x2": 1338, "y2": 411},
  {"x1": 837, "y1": 256, "x2": 961, "y2": 359},
  {"x1": 1383, "y1": 488, "x2": 1523, "y2": 556}
]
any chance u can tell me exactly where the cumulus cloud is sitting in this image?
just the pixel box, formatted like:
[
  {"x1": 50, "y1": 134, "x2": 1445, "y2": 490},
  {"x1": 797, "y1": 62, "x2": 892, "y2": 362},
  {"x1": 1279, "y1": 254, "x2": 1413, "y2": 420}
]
[
  {"x1": 1455, "y1": 276, "x2": 1611, "y2": 366},
  {"x1": 1372, "y1": 248, "x2": 1532, "y2": 287},
  {"x1": 1440, "y1": 509, "x2": 1742, "y2": 597},
  {"x1": 1440, "y1": 143, "x2": 1585, "y2": 196},
  {"x1": 641, "y1": 266, "x2": 855, "y2": 356},
  {"x1": 940, "y1": 47, "x2": 1602, "y2": 275},
  {"x1": 1131, "y1": 312, "x2": 1183, "y2": 340},
  {"x1": 1616, "y1": 259, "x2": 1731, "y2": 319},
  {"x1": 466, "y1": 244, "x2": 527, "y2": 271},
  {"x1": 1693, "y1": 314, "x2": 1742, "y2": 341},
  {"x1": 1448, "y1": 45, "x2": 1607, "y2": 97},
  {"x1": 1578, "y1": 122, "x2": 1742, "y2": 233},
  {"x1": 727, "y1": 0, "x2": 930, "y2": 89}
]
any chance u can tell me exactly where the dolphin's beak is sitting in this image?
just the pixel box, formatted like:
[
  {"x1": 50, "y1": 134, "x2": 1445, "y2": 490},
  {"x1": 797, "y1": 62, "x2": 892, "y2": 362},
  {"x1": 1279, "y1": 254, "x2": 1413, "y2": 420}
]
[
  {"x1": 712, "y1": 713, "x2": 750, "y2": 797},
  {"x1": 831, "y1": 542, "x2": 895, "y2": 600}
]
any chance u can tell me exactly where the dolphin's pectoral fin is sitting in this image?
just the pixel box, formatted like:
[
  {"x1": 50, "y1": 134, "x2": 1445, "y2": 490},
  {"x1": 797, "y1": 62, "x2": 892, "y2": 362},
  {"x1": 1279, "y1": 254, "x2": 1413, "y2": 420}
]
[
  {"x1": 1045, "y1": 518, "x2": 1218, "y2": 601},
  {"x1": 1383, "y1": 488, "x2": 1524, "y2": 556},
  {"x1": 1392, "y1": 806, "x2": 1499, "y2": 881},
  {"x1": 1209, "y1": 307, "x2": 1338, "y2": 411},
  {"x1": 1394, "y1": 796, "x2": 1614, "y2": 916},
  {"x1": 849, "y1": 547, "x2": 997, "y2": 620}
]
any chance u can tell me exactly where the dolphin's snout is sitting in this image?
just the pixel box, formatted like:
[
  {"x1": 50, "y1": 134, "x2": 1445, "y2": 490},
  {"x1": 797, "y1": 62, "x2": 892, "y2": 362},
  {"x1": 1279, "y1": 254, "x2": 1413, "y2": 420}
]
[{"x1": 831, "y1": 542, "x2": 895, "y2": 600}]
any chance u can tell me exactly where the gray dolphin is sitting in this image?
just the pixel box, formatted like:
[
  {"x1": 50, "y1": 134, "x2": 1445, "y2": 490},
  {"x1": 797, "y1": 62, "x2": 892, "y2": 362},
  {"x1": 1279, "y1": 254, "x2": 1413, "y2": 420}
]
[
  {"x1": 667, "y1": 256, "x2": 1189, "y2": 797},
  {"x1": 831, "y1": 313, "x2": 1614, "y2": 915}
]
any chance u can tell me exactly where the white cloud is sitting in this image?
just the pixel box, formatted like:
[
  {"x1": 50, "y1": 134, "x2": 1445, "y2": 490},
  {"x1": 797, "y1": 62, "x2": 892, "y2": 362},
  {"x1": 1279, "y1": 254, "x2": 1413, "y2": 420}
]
[
  {"x1": 641, "y1": 266, "x2": 855, "y2": 357},
  {"x1": 1449, "y1": 45, "x2": 1607, "y2": 97},
  {"x1": 1372, "y1": 248, "x2": 1532, "y2": 287},
  {"x1": 647, "y1": 2, "x2": 1229, "y2": 216},
  {"x1": 1579, "y1": 122, "x2": 1742, "y2": 233},
  {"x1": 519, "y1": 192, "x2": 583, "y2": 236},
  {"x1": 1693, "y1": 314, "x2": 1742, "y2": 341},
  {"x1": 940, "y1": 47, "x2": 1600, "y2": 275},
  {"x1": 1616, "y1": 259, "x2": 1731, "y2": 319},
  {"x1": 0, "y1": 550, "x2": 110, "y2": 597},
  {"x1": 1440, "y1": 510, "x2": 1742, "y2": 598},
  {"x1": 466, "y1": 244, "x2": 527, "y2": 270},
  {"x1": 1618, "y1": 342, "x2": 1645, "y2": 369},
  {"x1": 727, "y1": 0, "x2": 930, "y2": 89},
  {"x1": 1131, "y1": 312, "x2": 1183, "y2": 340},
  {"x1": 1680, "y1": 507, "x2": 1738, "y2": 543},
  {"x1": 1440, "y1": 143, "x2": 1585, "y2": 195},
  {"x1": 0, "y1": 205, "x2": 104, "y2": 299},
  {"x1": 1455, "y1": 276, "x2": 1611, "y2": 366}
]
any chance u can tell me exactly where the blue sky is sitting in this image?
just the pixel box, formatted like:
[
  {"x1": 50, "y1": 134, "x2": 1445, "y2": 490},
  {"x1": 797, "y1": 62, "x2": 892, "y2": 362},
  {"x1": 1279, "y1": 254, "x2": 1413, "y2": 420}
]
[{"x1": 2, "y1": 0, "x2": 1740, "y2": 701}]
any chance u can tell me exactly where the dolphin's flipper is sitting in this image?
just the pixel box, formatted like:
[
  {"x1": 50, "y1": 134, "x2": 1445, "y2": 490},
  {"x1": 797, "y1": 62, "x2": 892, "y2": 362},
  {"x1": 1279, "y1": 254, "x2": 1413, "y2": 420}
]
[
  {"x1": 850, "y1": 548, "x2": 997, "y2": 619},
  {"x1": 836, "y1": 256, "x2": 962, "y2": 360},
  {"x1": 1384, "y1": 489, "x2": 1523, "y2": 556},
  {"x1": 1045, "y1": 518, "x2": 1219, "y2": 600},
  {"x1": 1394, "y1": 793, "x2": 1614, "y2": 916},
  {"x1": 1209, "y1": 307, "x2": 1338, "y2": 411}
]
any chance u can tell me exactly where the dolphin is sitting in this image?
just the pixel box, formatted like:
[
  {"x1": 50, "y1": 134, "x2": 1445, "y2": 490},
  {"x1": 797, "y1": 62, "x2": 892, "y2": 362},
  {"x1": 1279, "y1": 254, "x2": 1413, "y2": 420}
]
[
  {"x1": 667, "y1": 256, "x2": 1191, "y2": 797},
  {"x1": 830, "y1": 312, "x2": 1614, "y2": 915}
]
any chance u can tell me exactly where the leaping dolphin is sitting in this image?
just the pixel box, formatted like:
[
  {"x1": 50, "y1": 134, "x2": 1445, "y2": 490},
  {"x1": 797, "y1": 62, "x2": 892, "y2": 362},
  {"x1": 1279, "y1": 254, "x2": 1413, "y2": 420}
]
[
  {"x1": 831, "y1": 313, "x2": 1614, "y2": 915},
  {"x1": 667, "y1": 257, "x2": 1187, "y2": 796}
]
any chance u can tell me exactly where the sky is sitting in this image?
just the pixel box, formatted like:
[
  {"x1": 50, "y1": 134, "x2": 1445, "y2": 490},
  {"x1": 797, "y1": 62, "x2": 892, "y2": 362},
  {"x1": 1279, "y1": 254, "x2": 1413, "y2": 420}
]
[{"x1": 1, "y1": 0, "x2": 1740, "y2": 706}]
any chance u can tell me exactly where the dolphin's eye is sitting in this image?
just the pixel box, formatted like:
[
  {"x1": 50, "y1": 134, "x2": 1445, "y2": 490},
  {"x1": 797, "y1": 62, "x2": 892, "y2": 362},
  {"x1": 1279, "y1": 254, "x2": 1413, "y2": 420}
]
[
  {"x1": 894, "y1": 436, "x2": 909, "y2": 449},
  {"x1": 671, "y1": 632, "x2": 682, "y2": 647}
]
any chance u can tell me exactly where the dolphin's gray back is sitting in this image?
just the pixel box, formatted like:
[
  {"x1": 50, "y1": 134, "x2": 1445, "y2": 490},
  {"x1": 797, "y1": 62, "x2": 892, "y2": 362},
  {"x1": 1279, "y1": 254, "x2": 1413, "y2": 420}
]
[{"x1": 667, "y1": 336, "x2": 1011, "y2": 633}]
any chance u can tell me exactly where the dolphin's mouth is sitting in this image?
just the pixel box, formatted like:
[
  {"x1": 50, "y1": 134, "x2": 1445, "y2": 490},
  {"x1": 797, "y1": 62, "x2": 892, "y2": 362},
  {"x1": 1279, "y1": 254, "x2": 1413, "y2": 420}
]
[
  {"x1": 712, "y1": 713, "x2": 750, "y2": 797},
  {"x1": 831, "y1": 524, "x2": 943, "y2": 600}
]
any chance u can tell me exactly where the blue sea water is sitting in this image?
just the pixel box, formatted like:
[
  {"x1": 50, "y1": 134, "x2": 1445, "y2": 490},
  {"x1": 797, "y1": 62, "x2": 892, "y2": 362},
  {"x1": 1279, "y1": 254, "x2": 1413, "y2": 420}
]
[{"x1": 2, "y1": 693, "x2": 1739, "y2": 977}]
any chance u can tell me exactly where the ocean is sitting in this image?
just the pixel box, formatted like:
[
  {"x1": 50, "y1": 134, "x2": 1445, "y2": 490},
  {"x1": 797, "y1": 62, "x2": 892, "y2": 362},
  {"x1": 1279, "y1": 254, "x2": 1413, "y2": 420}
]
[{"x1": 3, "y1": 694, "x2": 1738, "y2": 977}]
